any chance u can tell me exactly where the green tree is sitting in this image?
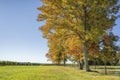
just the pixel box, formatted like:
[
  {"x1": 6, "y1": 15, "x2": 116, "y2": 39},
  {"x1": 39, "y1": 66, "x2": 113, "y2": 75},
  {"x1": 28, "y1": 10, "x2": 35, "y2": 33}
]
[
  {"x1": 100, "y1": 32, "x2": 119, "y2": 74},
  {"x1": 38, "y1": 0, "x2": 120, "y2": 71},
  {"x1": 45, "y1": 29, "x2": 69, "y2": 65}
]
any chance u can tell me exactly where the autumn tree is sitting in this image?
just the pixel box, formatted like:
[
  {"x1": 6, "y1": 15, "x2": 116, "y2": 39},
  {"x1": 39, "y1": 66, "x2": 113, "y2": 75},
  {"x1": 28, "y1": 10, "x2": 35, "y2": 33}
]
[
  {"x1": 116, "y1": 52, "x2": 120, "y2": 65},
  {"x1": 38, "y1": 0, "x2": 120, "y2": 71},
  {"x1": 100, "y1": 32, "x2": 119, "y2": 74},
  {"x1": 88, "y1": 40, "x2": 99, "y2": 70},
  {"x1": 45, "y1": 29, "x2": 69, "y2": 65},
  {"x1": 65, "y1": 34, "x2": 84, "y2": 69}
]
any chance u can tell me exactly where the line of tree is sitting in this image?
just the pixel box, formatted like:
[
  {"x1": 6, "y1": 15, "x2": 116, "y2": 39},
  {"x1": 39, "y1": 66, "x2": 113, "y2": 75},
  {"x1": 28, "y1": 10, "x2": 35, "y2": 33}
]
[
  {"x1": 38, "y1": 0, "x2": 120, "y2": 74},
  {"x1": 0, "y1": 61, "x2": 40, "y2": 66}
]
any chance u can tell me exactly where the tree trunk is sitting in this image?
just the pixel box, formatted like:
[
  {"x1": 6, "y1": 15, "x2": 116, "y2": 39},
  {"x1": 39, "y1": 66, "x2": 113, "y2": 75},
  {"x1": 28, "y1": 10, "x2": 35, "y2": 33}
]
[
  {"x1": 63, "y1": 59, "x2": 66, "y2": 66},
  {"x1": 80, "y1": 63, "x2": 83, "y2": 70},
  {"x1": 58, "y1": 51, "x2": 62, "y2": 65},
  {"x1": 83, "y1": 42, "x2": 90, "y2": 71},
  {"x1": 78, "y1": 60, "x2": 83, "y2": 70},
  {"x1": 83, "y1": 5, "x2": 90, "y2": 72},
  {"x1": 80, "y1": 60, "x2": 84, "y2": 70},
  {"x1": 104, "y1": 62, "x2": 107, "y2": 75},
  {"x1": 63, "y1": 53, "x2": 66, "y2": 66},
  {"x1": 94, "y1": 58, "x2": 96, "y2": 70}
]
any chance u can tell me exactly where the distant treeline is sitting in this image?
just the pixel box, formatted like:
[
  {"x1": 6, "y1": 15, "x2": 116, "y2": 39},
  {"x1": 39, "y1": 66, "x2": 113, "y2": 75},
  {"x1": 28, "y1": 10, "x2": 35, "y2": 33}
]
[
  {"x1": 0, "y1": 59, "x2": 119, "y2": 66},
  {"x1": 0, "y1": 61, "x2": 40, "y2": 66}
]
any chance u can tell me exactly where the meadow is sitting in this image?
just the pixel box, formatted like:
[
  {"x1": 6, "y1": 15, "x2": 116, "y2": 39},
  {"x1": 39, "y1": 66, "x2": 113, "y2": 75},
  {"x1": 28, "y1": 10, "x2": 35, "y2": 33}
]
[{"x1": 0, "y1": 66, "x2": 120, "y2": 80}]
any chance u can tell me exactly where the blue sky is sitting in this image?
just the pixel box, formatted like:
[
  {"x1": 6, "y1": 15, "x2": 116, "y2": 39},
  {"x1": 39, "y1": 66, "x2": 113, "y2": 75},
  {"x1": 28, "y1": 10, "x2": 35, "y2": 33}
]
[
  {"x1": 0, "y1": 0, "x2": 120, "y2": 63},
  {"x1": 0, "y1": 0, "x2": 48, "y2": 63}
]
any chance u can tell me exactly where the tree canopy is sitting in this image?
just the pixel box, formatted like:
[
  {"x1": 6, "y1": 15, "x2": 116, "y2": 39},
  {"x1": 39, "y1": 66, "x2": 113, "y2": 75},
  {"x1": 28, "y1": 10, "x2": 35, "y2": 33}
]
[{"x1": 38, "y1": 0, "x2": 120, "y2": 72}]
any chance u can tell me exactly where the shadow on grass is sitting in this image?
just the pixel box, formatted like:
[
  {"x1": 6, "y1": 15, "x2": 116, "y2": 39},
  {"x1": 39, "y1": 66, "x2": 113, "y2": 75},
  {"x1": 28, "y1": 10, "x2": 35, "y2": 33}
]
[
  {"x1": 87, "y1": 70, "x2": 99, "y2": 73},
  {"x1": 97, "y1": 67, "x2": 120, "y2": 69},
  {"x1": 90, "y1": 66, "x2": 120, "y2": 76},
  {"x1": 108, "y1": 70, "x2": 120, "y2": 76},
  {"x1": 99, "y1": 69, "x2": 120, "y2": 76}
]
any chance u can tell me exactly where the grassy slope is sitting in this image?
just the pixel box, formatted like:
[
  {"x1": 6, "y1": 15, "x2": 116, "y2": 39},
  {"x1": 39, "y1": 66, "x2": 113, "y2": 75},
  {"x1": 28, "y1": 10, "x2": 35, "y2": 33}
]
[{"x1": 0, "y1": 66, "x2": 119, "y2": 80}]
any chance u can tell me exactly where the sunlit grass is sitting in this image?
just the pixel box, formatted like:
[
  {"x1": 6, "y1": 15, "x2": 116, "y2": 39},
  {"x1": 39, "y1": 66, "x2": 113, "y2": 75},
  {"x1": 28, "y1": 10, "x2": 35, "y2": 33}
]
[{"x1": 0, "y1": 66, "x2": 119, "y2": 80}]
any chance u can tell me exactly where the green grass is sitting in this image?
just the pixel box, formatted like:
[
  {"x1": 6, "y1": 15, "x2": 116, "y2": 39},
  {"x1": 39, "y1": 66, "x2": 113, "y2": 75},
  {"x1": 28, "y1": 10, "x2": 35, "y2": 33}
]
[{"x1": 0, "y1": 66, "x2": 120, "y2": 80}]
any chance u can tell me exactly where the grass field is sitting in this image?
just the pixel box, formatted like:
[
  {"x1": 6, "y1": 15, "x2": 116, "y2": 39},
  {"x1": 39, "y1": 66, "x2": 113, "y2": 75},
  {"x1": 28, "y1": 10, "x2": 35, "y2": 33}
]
[{"x1": 0, "y1": 66, "x2": 120, "y2": 80}]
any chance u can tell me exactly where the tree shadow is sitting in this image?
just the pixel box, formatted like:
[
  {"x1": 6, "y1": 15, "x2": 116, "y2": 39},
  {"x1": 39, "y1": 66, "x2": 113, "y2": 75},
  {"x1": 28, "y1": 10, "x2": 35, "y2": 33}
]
[
  {"x1": 87, "y1": 70, "x2": 99, "y2": 73},
  {"x1": 97, "y1": 67, "x2": 120, "y2": 69},
  {"x1": 107, "y1": 70, "x2": 120, "y2": 76},
  {"x1": 99, "y1": 69, "x2": 120, "y2": 76},
  {"x1": 90, "y1": 66, "x2": 120, "y2": 76}
]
